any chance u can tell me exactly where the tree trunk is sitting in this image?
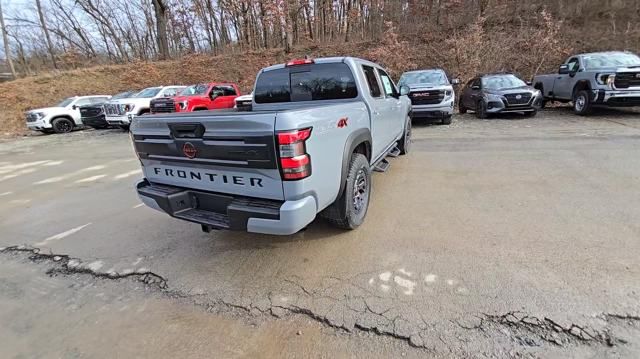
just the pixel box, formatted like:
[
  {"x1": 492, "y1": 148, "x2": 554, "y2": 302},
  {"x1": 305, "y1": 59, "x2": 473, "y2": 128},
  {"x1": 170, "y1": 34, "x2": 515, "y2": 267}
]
[
  {"x1": 35, "y1": 0, "x2": 57, "y2": 69},
  {"x1": 0, "y1": 0, "x2": 16, "y2": 78},
  {"x1": 152, "y1": 0, "x2": 170, "y2": 60}
]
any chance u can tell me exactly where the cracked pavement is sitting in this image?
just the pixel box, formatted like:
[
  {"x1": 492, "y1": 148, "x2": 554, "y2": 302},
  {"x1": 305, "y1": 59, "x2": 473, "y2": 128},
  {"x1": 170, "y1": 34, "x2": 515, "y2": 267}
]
[{"x1": 1, "y1": 108, "x2": 640, "y2": 358}]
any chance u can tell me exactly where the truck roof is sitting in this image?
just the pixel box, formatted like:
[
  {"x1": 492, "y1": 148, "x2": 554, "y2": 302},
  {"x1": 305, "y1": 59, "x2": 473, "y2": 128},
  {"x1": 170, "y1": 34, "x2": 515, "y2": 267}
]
[
  {"x1": 261, "y1": 56, "x2": 382, "y2": 72},
  {"x1": 402, "y1": 68, "x2": 445, "y2": 74},
  {"x1": 575, "y1": 50, "x2": 633, "y2": 57}
]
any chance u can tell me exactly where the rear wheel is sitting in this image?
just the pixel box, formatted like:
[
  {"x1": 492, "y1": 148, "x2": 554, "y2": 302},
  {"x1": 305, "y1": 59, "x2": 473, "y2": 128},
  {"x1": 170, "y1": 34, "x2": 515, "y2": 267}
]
[
  {"x1": 51, "y1": 118, "x2": 74, "y2": 134},
  {"x1": 573, "y1": 90, "x2": 593, "y2": 116},
  {"x1": 321, "y1": 153, "x2": 371, "y2": 230}
]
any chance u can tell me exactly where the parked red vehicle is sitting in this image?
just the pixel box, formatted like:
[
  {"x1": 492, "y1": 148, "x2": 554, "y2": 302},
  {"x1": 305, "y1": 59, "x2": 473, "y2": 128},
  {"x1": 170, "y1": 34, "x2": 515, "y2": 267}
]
[{"x1": 150, "y1": 83, "x2": 241, "y2": 113}]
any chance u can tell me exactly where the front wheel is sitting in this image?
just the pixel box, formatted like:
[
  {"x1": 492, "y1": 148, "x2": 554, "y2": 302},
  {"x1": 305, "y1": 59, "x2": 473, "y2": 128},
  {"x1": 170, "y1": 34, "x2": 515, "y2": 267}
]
[
  {"x1": 397, "y1": 115, "x2": 411, "y2": 155},
  {"x1": 475, "y1": 100, "x2": 488, "y2": 119},
  {"x1": 573, "y1": 90, "x2": 593, "y2": 116},
  {"x1": 442, "y1": 115, "x2": 452, "y2": 125},
  {"x1": 51, "y1": 118, "x2": 74, "y2": 134},
  {"x1": 321, "y1": 154, "x2": 371, "y2": 230},
  {"x1": 459, "y1": 99, "x2": 467, "y2": 114}
]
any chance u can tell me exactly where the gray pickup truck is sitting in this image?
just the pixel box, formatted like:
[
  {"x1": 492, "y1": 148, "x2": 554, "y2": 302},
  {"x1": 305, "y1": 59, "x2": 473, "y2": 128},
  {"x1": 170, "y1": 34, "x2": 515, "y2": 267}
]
[
  {"x1": 533, "y1": 51, "x2": 640, "y2": 115},
  {"x1": 131, "y1": 57, "x2": 412, "y2": 235}
]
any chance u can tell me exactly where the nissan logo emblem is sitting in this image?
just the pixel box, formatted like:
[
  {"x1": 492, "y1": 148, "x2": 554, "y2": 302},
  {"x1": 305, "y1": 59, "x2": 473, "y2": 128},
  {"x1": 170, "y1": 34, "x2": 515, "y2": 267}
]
[
  {"x1": 183, "y1": 142, "x2": 197, "y2": 159},
  {"x1": 515, "y1": 94, "x2": 522, "y2": 100}
]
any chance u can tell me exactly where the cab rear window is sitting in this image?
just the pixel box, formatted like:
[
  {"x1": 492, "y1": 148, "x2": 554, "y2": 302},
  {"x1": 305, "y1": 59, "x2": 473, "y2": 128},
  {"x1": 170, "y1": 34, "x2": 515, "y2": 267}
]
[{"x1": 254, "y1": 63, "x2": 358, "y2": 103}]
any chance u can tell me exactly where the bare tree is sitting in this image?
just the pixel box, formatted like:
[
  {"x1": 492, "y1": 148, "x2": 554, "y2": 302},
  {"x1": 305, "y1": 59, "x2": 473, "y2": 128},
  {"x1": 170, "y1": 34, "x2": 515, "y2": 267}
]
[
  {"x1": 0, "y1": 0, "x2": 16, "y2": 77},
  {"x1": 35, "y1": 0, "x2": 57, "y2": 69},
  {"x1": 152, "y1": 0, "x2": 169, "y2": 59}
]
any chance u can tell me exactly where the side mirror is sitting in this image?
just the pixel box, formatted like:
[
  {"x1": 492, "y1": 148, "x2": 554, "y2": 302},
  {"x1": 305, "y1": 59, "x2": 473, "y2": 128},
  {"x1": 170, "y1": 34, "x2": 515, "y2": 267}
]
[
  {"x1": 558, "y1": 64, "x2": 570, "y2": 75},
  {"x1": 451, "y1": 78, "x2": 461, "y2": 85},
  {"x1": 399, "y1": 85, "x2": 410, "y2": 96},
  {"x1": 72, "y1": 105, "x2": 78, "y2": 110}
]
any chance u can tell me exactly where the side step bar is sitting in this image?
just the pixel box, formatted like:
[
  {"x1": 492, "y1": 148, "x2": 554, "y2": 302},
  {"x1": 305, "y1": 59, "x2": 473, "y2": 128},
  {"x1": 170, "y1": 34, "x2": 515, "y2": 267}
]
[{"x1": 373, "y1": 145, "x2": 400, "y2": 172}]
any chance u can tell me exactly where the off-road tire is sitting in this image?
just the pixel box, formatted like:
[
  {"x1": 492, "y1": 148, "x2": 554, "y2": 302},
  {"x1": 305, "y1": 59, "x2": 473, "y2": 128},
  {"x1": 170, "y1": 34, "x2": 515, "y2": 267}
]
[
  {"x1": 321, "y1": 154, "x2": 371, "y2": 230},
  {"x1": 397, "y1": 116, "x2": 411, "y2": 155},
  {"x1": 458, "y1": 99, "x2": 467, "y2": 114},
  {"x1": 51, "y1": 117, "x2": 74, "y2": 134},
  {"x1": 442, "y1": 115, "x2": 452, "y2": 125},
  {"x1": 475, "y1": 100, "x2": 488, "y2": 119},
  {"x1": 573, "y1": 90, "x2": 593, "y2": 116}
]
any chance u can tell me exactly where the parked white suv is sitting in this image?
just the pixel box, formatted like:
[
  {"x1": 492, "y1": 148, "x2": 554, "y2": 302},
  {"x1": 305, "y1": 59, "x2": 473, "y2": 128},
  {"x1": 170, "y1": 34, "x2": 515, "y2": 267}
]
[
  {"x1": 105, "y1": 86, "x2": 185, "y2": 130},
  {"x1": 26, "y1": 95, "x2": 111, "y2": 133}
]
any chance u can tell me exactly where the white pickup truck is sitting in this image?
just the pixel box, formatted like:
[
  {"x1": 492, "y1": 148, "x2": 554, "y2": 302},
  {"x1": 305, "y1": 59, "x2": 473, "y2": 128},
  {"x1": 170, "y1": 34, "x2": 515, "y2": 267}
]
[
  {"x1": 105, "y1": 86, "x2": 185, "y2": 130},
  {"x1": 131, "y1": 57, "x2": 412, "y2": 235},
  {"x1": 26, "y1": 95, "x2": 111, "y2": 133}
]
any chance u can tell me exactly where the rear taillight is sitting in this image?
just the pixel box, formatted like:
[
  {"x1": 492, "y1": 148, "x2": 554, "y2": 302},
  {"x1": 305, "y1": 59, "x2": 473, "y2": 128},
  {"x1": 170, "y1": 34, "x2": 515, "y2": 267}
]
[{"x1": 277, "y1": 128, "x2": 312, "y2": 180}]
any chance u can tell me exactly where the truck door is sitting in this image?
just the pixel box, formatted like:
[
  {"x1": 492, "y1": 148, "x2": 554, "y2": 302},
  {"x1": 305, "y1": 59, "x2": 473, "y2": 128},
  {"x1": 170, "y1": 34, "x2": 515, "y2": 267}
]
[
  {"x1": 71, "y1": 98, "x2": 92, "y2": 123},
  {"x1": 361, "y1": 65, "x2": 389, "y2": 160},
  {"x1": 210, "y1": 85, "x2": 238, "y2": 109},
  {"x1": 376, "y1": 68, "x2": 404, "y2": 143},
  {"x1": 554, "y1": 57, "x2": 580, "y2": 100},
  {"x1": 463, "y1": 78, "x2": 482, "y2": 110}
]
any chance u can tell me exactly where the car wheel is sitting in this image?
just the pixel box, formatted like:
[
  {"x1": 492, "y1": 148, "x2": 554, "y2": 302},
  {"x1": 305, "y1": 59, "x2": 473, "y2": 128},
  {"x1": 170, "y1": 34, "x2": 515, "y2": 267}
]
[
  {"x1": 397, "y1": 115, "x2": 411, "y2": 155},
  {"x1": 458, "y1": 99, "x2": 467, "y2": 114},
  {"x1": 442, "y1": 115, "x2": 452, "y2": 125},
  {"x1": 51, "y1": 118, "x2": 74, "y2": 134},
  {"x1": 573, "y1": 90, "x2": 593, "y2": 116},
  {"x1": 475, "y1": 100, "x2": 488, "y2": 119},
  {"x1": 321, "y1": 153, "x2": 371, "y2": 230}
]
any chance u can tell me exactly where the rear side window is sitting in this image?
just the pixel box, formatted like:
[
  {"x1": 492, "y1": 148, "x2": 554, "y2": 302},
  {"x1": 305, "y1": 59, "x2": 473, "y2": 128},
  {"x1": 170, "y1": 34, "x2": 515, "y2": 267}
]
[
  {"x1": 254, "y1": 63, "x2": 358, "y2": 103},
  {"x1": 362, "y1": 65, "x2": 382, "y2": 98},
  {"x1": 213, "y1": 85, "x2": 237, "y2": 96}
]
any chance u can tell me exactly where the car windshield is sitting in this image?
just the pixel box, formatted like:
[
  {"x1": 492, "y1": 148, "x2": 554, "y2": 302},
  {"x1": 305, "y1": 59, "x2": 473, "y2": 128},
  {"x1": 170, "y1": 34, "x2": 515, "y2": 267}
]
[
  {"x1": 133, "y1": 88, "x2": 162, "y2": 98},
  {"x1": 180, "y1": 84, "x2": 209, "y2": 96},
  {"x1": 583, "y1": 53, "x2": 640, "y2": 69},
  {"x1": 112, "y1": 91, "x2": 134, "y2": 100},
  {"x1": 56, "y1": 98, "x2": 75, "y2": 107},
  {"x1": 399, "y1": 71, "x2": 447, "y2": 86},
  {"x1": 482, "y1": 75, "x2": 527, "y2": 90}
]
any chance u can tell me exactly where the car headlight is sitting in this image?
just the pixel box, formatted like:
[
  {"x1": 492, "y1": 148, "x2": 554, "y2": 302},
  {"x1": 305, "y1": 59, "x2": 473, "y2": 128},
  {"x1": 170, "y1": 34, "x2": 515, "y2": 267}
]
[
  {"x1": 485, "y1": 93, "x2": 503, "y2": 102},
  {"x1": 596, "y1": 73, "x2": 614, "y2": 86},
  {"x1": 178, "y1": 101, "x2": 187, "y2": 110},
  {"x1": 444, "y1": 90, "x2": 453, "y2": 100},
  {"x1": 123, "y1": 104, "x2": 136, "y2": 113},
  {"x1": 35, "y1": 112, "x2": 46, "y2": 119},
  {"x1": 532, "y1": 89, "x2": 541, "y2": 98},
  {"x1": 606, "y1": 75, "x2": 615, "y2": 87}
]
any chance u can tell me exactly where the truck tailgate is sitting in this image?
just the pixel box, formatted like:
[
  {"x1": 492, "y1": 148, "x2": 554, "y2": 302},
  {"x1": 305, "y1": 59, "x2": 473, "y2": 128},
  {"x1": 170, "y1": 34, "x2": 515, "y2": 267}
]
[{"x1": 131, "y1": 111, "x2": 284, "y2": 200}]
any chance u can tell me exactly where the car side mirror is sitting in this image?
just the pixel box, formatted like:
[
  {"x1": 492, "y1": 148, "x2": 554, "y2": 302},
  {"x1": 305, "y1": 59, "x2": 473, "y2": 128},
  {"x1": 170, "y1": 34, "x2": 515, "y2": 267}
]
[
  {"x1": 558, "y1": 64, "x2": 570, "y2": 75},
  {"x1": 451, "y1": 78, "x2": 461, "y2": 85},
  {"x1": 399, "y1": 85, "x2": 410, "y2": 96},
  {"x1": 72, "y1": 105, "x2": 78, "y2": 110}
]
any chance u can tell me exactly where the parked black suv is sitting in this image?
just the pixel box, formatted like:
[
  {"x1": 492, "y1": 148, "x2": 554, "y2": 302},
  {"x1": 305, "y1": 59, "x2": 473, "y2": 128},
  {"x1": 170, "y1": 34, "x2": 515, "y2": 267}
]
[
  {"x1": 459, "y1": 73, "x2": 543, "y2": 118},
  {"x1": 80, "y1": 90, "x2": 136, "y2": 129}
]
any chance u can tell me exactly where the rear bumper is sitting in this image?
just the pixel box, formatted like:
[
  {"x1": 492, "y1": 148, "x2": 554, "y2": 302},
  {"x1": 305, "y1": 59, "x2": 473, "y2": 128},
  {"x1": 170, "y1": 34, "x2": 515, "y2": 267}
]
[
  {"x1": 594, "y1": 89, "x2": 640, "y2": 107},
  {"x1": 136, "y1": 179, "x2": 317, "y2": 235}
]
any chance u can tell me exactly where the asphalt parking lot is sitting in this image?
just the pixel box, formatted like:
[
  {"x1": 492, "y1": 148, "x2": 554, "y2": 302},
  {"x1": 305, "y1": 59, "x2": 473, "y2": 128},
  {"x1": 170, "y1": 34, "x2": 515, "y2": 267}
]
[{"x1": 1, "y1": 108, "x2": 639, "y2": 358}]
